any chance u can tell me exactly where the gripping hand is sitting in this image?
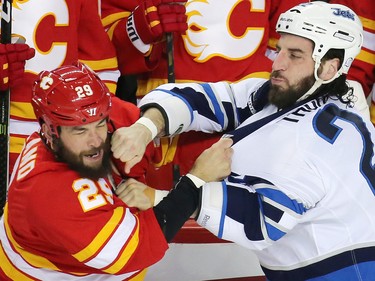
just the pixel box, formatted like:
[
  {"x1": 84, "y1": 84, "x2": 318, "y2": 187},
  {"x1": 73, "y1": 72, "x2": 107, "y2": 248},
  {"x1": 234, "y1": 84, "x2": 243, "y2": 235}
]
[
  {"x1": 128, "y1": 0, "x2": 187, "y2": 45},
  {"x1": 115, "y1": 178, "x2": 154, "y2": 211},
  {"x1": 0, "y1": 43, "x2": 35, "y2": 91},
  {"x1": 190, "y1": 138, "x2": 233, "y2": 183}
]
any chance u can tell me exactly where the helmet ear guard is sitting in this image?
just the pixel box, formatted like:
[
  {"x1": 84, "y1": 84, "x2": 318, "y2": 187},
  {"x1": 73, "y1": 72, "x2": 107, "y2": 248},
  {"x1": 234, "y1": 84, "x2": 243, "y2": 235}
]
[
  {"x1": 276, "y1": 1, "x2": 363, "y2": 78},
  {"x1": 32, "y1": 61, "x2": 112, "y2": 137}
]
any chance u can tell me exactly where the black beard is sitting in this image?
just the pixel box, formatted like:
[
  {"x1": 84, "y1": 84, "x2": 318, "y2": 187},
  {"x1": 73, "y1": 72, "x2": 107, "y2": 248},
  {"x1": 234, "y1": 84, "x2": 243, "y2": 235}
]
[
  {"x1": 268, "y1": 71, "x2": 316, "y2": 109},
  {"x1": 53, "y1": 137, "x2": 112, "y2": 180}
]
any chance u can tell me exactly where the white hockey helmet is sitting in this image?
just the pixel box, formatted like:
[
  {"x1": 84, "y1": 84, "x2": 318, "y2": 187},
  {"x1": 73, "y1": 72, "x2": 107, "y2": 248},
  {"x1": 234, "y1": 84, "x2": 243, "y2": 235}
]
[{"x1": 276, "y1": 1, "x2": 363, "y2": 77}]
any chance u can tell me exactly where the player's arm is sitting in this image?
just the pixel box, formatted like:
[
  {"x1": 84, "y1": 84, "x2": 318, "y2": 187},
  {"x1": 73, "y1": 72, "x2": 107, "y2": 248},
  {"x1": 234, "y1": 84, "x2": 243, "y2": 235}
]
[
  {"x1": 111, "y1": 78, "x2": 268, "y2": 172},
  {"x1": 196, "y1": 180, "x2": 309, "y2": 250},
  {"x1": 116, "y1": 137, "x2": 233, "y2": 241}
]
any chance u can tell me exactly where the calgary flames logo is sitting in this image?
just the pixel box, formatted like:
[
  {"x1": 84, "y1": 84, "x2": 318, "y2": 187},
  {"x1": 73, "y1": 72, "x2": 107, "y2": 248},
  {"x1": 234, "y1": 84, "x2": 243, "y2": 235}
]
[
  {"x1": 12, "y1": 0, "x2": 29, "y2": 9},
  {"x1": 183, "y1": 0, "x2": 266, "y2": 62},
  {"x1": 39, "y1": 76, "x2": 53, "y2": 90}
]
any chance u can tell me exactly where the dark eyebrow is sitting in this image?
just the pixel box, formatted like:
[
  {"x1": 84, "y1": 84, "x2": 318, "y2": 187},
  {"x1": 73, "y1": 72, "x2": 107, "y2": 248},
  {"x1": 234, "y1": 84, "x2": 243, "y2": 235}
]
[
  {"x1": 276, "y1": 44, "x2": 305, "y2": 54},
  {"x1": 288, "y1": 48, "x2": 305, "y2": 54}
]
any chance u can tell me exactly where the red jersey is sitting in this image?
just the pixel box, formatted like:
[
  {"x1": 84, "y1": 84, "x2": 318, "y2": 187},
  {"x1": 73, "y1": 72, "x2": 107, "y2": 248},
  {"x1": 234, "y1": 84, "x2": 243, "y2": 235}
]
[
  {"x1": 9, "y1": 0, "x2": 120, "y2": 174},
  {"x1": 109, "y1": 97, "x2": 156, "y2": 184},
  {"x1": 0, "y1": 99, "x2": 168, "y2": 281}
]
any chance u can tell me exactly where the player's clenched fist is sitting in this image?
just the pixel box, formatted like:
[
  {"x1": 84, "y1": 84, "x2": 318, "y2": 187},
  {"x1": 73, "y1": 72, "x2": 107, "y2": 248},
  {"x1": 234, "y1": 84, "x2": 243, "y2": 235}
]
[
  {"x1": 0, "y1": 43, "x2": 35, "y2": 91},
  {"x1": 111, "y1": 122, "x2": 153, "y2": 174},
  {"x1": 115, "y1": 178, "x2": 154, "y2": 211},
  {"x1": 128, "y1": 0, "x2": 187, "y2": 44},
  {"x1": 190, "y1": 137, "x2": 233, "y2": 183}
]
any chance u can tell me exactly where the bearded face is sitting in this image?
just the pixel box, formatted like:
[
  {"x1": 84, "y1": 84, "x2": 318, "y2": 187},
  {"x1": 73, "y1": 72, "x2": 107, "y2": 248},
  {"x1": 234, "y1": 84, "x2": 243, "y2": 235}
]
[
  {"x1": 53, "y1": 135, "x2": 112, "y2": 180},
  {"x1": 268, "y1": 70, "x2": 316, "y2": 109}
]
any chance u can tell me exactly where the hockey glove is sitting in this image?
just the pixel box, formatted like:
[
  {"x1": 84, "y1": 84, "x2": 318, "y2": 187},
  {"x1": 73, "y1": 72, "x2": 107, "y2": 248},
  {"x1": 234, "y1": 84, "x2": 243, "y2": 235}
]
[
  {"x1": 128, "y1": 0, "x2": 187, "y2": 46},
  {"x1": 0, "y1": 43, "x2": 35, "y2": 91}
]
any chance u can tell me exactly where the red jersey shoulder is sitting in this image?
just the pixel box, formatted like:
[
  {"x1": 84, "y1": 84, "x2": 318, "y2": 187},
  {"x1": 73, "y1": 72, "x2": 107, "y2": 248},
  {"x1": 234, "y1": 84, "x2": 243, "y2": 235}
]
[{"x1": 110, "y1": 97, "x2": 140, "y2": 128}]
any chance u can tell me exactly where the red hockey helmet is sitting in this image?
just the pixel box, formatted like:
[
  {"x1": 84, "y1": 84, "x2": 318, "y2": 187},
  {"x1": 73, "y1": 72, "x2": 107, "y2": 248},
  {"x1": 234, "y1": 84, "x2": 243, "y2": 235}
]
[{"x1": 32, "y1": 61, "x2": 112, "y2": 136}]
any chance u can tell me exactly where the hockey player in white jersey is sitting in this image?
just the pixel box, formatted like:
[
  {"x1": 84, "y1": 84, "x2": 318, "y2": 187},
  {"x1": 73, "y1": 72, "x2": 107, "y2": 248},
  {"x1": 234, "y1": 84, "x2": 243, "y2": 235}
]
[{"x1": 111, "y1": 2, "x2": 375, "y2": 280}]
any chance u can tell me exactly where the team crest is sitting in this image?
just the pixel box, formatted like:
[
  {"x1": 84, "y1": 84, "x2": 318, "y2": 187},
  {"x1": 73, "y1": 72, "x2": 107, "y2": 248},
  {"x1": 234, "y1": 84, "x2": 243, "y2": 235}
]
[{"x1": 39, "y1": 76, "x2": 54, "y2": 90}]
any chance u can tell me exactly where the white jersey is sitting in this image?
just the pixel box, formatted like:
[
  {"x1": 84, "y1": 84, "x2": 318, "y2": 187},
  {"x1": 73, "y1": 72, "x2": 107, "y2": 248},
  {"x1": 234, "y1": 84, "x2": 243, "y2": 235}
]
[{"x1": 140, "y1": 79, "x2": 375, "y2": 280}]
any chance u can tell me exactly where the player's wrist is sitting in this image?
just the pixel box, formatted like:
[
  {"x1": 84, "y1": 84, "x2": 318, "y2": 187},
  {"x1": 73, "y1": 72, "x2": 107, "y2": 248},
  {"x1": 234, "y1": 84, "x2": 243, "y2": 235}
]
[
  {"x1": 135, "y1": 116, "x2": 158, "y2": 139},
  {"x1": 185, "y1": 173, "x2": 206, "y2": 188},
  {"x1": 154, "y1": 189, "x2": 170, "y2": 205}
]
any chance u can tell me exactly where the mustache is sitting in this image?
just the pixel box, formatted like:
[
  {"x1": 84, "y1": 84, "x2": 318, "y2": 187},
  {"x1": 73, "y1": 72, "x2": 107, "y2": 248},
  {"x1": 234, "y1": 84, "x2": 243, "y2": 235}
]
[
  {"x1": 81, "y1": 141, "x2": 108, "y2": 156},
  {"x1": 270, "y1": 71, "x2": 285, "y2": 79}
]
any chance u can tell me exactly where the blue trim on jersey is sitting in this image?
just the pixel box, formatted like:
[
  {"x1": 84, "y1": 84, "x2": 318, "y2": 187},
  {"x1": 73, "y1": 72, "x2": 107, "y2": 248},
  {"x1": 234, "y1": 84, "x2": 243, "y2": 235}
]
[
  {"x1": 228, "y1": 174, "x2": 273, "y2": 186},
  {"x1": 313, "y1": 105, "x2": 343, "y2": 144},
  {"x1": 307, "y1": 261, "x2": 375, "y2": 281},
  {"x1": 230, "y1": 95, "x2": 322, "y2": 145},
  {"x1": 218, "y1": 181, "x2": 227, "y2": 239},
  {"x1": 257, "y1": 194, "x2": 286, "y2": 241},
  {"x1": 264, "y1": 221, "x2": 286, "y2": 241},
  {"x1": 160, "y1": 86, "x2": 224, "y2": 127},
  {"x1": 257, "y1": 188, "x2": 306, "y2": 215},
  {"x1": 263, "y1": 201, "x2": 283, "y2": 223},
  {"x1": 222, "y1": 102, "x2": 236, "y2": 131},
  {"x1": 262, "y1": 246, "x2": 375, "y2": 281},
  {"x1": 225, "y1": 184, "x2": 264, "y2": 241},
  {"x1": 226, "y1": 174, "x2": 305, "y2": 241},
  {"x1": 313, "y1": 104, "x2": 375, "y2": 196},
  {"x1": 201, "y1": 83, "x2": 225, "y2": 128},
  {"x1": 156, "y1": 88, "x2": 194, "y2": 122}
]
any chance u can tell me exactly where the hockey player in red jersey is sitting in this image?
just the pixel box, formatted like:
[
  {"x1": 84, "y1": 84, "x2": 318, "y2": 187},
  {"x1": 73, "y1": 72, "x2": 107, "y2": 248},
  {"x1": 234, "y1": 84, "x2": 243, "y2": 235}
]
[
  {"x1": 8, "y1": 0, "x2": 120, "y2": 176},
  {"x1": 0, "y1": 62, "x2": 232, "y2": 280}
]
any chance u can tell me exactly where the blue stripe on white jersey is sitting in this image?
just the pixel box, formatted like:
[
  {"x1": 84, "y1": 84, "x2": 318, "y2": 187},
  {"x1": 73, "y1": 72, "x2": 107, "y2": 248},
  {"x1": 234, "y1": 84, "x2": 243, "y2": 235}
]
[
  {"x1": 257, "y1": 187, "x2": 306, "y2": 241},
  {"x1": 156, "y1": 88, "x2": 195, "y2": 122},
  {"x1": 262, "y1": 246, "x2": 375, "y2": 281},
  {"x1": 140, "y1": 78, "x2": 268, "y2": 135},
  {"x1": 257, "y1": 187, "x2": 306, "y2": 216},
  {"x1": 164, "y1": 84, "x2": 229, "y2": 129},
  {"x1": 225, "y1": 177, "x2": 306, "y2": 243},
  {"x1": 201, "y1": 83, "x2": 226, "y2": 128},
  {"x1": 218, "y1": 181, "x2": 227, "y2": 238},
  {"x1": 313, "y1": 103, "x2": 375, "y2": 196}
]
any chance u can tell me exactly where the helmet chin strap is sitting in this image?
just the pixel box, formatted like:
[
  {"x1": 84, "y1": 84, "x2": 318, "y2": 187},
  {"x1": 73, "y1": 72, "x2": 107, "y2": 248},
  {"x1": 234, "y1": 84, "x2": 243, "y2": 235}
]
[
  {"x1": 296, "y1": 79, "x2": 323, "y2": 102},
  {"x1": 296, "y1": 59, "x2": 341, "y2": 102}
]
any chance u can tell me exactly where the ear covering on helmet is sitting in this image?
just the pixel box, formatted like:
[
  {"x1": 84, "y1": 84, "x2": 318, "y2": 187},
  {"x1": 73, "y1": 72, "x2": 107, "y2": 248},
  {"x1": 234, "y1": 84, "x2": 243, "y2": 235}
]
[
  {"x1": 276, "y1": 1, "x2": 363, "y2": 77},
  {"x1": 32, "y1": 61, "x2": 112, "y2": 136}
]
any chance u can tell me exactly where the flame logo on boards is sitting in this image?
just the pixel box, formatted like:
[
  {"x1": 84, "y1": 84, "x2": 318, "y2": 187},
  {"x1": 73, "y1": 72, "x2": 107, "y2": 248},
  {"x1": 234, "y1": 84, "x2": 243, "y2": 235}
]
[
  {"x1": 182, "y1": 0, "x2": 266, "y2": 62},
  {"x1": 13, "y1": 0, "x2": 30, "y2": 9}
]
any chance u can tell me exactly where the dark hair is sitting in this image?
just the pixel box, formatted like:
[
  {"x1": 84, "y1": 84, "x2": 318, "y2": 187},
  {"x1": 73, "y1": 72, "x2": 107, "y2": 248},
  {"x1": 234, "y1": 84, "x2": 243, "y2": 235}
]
[{"x1": 314, "y1": 48, "x2": 353, "y2": 107}]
